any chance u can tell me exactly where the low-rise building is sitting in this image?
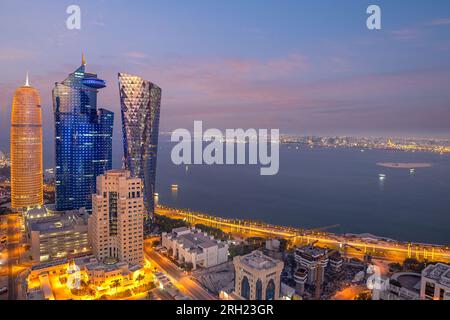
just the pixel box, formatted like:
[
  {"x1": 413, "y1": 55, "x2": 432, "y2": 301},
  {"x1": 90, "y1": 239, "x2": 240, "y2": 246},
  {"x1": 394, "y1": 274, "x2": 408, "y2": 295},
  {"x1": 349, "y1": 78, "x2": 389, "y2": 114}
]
[
  {"x1": 29, "y1": 209, "x2": 90, "y2": 262},
  {"x1": 27, "y1": 255, "x2": 144, "y2": 299},
  {"x1": 161, "y1": 227, "x2": 228, "y2": 270},
  {"x1": 378, "y1": 272, "x2": 421, "y2": 300},
  {"x1": 233, "y1": 250, "x2": 284, "y2": 300},
  {"x1": 420, "y1": 263, "x2": 450, "y2": 300}
]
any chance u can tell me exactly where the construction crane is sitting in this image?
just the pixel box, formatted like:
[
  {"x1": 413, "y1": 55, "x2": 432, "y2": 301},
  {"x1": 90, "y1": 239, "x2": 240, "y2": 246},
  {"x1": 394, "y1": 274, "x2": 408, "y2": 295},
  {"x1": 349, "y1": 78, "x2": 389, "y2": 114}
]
[
  {"x1": 340, "y1": 242, "x2": 362, "y2": 261},
  {"x1": 313, "y1": 242, "x2": 363, "y2": 300},
  {"x1": 309, "y1": 224, "x2": 340, "y2": 233},
  {"x1": 314, "y1": 249, "x2": 337, "y2": 300}
]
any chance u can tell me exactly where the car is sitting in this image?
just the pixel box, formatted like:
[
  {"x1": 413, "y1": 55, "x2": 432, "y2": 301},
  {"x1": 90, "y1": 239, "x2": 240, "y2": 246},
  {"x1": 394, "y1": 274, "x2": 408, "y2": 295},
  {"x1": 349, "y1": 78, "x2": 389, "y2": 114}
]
[{"x1": 0, "y1": 287, "x2": 7, "y2": 295}]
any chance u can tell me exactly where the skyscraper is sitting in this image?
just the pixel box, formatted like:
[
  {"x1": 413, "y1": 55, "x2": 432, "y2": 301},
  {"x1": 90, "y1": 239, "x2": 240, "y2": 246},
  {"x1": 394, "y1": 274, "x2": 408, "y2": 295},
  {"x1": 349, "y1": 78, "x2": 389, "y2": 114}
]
[
  {"x1": 118, "y1": 73, "x2": 161, "y2": 228},
  {"x1": 10, "y1": 74, "x2": 44, "y2": 210},
  {"x1": 53, "y1": 55, "x2": 114, "y2": 212},
  {"x1": 89, "y1": 170, "x2": 144, "y2": 265}
]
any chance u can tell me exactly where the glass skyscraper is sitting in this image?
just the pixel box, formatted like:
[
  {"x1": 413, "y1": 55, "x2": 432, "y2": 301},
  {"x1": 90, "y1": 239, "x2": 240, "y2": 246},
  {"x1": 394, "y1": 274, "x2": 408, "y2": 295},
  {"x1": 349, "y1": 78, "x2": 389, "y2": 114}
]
[
  {"x1": 53, "y1": 56, "x2": 114, "y2": 212},
  {"x1": 118, "y1": 73, "x2": 161, "y2": 229}
]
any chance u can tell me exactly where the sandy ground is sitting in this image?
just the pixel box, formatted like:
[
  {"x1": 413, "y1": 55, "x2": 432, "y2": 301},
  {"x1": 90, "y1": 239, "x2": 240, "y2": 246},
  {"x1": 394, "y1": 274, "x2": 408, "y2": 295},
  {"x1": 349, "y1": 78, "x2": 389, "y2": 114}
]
[{"x1": 376, "y1": 162, "x2": 432, "y2": 169}]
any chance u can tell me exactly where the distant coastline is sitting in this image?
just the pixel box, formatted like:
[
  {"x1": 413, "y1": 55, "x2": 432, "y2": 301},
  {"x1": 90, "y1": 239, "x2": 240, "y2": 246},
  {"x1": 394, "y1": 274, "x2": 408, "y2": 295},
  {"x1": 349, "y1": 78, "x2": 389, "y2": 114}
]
[{"x1": 376, "y1": 162, "x2": 433, "y2": 169}]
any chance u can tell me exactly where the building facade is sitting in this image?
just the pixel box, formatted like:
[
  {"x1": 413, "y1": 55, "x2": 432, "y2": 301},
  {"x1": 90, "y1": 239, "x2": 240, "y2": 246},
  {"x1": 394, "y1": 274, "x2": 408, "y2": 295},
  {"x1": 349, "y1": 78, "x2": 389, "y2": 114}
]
[
  {"x1": 420, "y1": 263, "x2": 450, "y2": 300},
  {"x1": 53, "y1": 56, "x2": 113, "y2": 212},
  {"x1": 10, "y1": 75, "x2": 43, "y2": 210},
  {"x1": 118, "y1": 73, "x2": 161, "y2": 227},
  {"x1": 376, "y1": 272, "x2": 421, "y2": 300},
  {"x1": 89, "y1": 170, "x2": 144, "y2": 265},
  {"x1": 294, "y1": 245, "x2": 329, "y2": 285},
  {"x1": 161, "y1": 227, "x2": 229, "y2": 270},
  {"x1": 233, "y1": 250, "x2": 284, "y2": 300},
  {"x1": 27, "y1": 255, "x2": 143, "y2": 300},
  {"x1": 29, "y1": 209, "x2": 90, "y2": 262}
]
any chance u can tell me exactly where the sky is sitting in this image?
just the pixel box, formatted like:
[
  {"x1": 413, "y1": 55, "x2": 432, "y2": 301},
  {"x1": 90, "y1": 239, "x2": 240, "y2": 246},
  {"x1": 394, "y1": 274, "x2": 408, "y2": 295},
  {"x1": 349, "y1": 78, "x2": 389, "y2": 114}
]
[{"x1": 1, "y1": 0, "x2": 450, "y2": 164}]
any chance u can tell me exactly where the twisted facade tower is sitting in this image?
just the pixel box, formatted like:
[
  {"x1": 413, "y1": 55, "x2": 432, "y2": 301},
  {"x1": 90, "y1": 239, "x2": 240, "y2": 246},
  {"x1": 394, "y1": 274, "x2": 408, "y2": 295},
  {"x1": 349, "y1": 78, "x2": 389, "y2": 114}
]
[{"x1": 118, "y1": 73, "x2": 161, "y2": 229}]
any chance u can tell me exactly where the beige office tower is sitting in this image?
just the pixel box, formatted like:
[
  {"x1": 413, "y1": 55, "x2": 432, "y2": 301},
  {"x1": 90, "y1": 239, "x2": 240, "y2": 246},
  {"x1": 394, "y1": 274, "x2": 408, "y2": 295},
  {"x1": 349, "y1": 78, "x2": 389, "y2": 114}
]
[
  {"x1": 89, "y1": 170, "x2": 144, "y2": 265},
  {"x1": 10, "y1": 74, "x2": 43, "y2": 210}
]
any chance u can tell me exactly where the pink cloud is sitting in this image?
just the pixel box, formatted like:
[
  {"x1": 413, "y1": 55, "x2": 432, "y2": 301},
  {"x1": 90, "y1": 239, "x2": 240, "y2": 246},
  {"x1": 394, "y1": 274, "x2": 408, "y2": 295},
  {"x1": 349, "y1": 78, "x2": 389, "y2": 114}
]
[
  {"x1": 390, "y1": 28, "x2": 420, "y2": 41},
  {"x1": 428, "y1": 18, "x2": 450, "y2": 26},
  {"x1": 0, "y1": 48, "x2": 31, "y2": 61},
  {"x1": 122, "y1": 51, "x2": 149, "y2": 59}
]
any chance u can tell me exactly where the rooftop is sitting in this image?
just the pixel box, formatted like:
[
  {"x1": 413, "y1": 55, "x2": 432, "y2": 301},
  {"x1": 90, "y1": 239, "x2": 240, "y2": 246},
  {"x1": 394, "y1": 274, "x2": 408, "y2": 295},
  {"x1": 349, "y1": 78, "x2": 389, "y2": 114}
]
[
  {"x1": 295, "y1": 245, "x2": 328, "y2": 260},
  {"x1": 391, "y1": 272, "x2": 421, "y2": 292},
  {"x1": 167, "y1": 228, "x2": 222, "y2": 253},
  {"x1": 30, "y1": 210, "x2": 87, "y2": 234},
  {"x1": 239, "y1": 250, "x2": 282, "y2": 270},
  {"x1": 422, "y1": 263, "x2": 450, "y2": 288}
]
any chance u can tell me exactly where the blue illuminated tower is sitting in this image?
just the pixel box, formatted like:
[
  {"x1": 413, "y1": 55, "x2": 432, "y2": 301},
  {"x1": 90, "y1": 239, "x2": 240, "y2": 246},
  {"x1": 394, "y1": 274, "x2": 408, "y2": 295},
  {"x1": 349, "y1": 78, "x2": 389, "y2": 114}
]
[{"x1": 53, "y1": 55, "x2": 114, "y2": 212}]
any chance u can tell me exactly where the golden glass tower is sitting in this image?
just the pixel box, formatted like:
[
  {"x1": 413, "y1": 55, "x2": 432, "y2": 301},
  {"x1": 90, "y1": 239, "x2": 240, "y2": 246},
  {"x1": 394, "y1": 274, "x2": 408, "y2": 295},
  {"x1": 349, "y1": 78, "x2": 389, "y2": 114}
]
[{"x1": 10, "y1": 74, "x2": 44, "y2": 209}]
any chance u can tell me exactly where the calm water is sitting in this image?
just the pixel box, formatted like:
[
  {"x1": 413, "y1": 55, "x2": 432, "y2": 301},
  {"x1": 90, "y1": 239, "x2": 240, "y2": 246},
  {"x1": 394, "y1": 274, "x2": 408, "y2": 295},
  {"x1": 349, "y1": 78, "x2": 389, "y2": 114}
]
[{"x1": 154, "y1": 141, "x2": 450, "y2": 245}]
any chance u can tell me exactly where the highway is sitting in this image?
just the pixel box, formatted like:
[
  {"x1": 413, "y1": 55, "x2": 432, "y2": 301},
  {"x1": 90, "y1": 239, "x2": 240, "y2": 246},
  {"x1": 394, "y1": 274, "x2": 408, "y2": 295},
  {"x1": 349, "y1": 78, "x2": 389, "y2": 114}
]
[
  {"x1": 156, "y1": 207, "x2": 450, "y2": 264},
  {"x1": 6, "y1": 215, "x2": 21, "y2": 300},
  {"x1": 144, "y1": 241, "x2": 216, "y2": 300},
  {"x1": 0, "y1": 214, "x2": 30, "y2": 300}
]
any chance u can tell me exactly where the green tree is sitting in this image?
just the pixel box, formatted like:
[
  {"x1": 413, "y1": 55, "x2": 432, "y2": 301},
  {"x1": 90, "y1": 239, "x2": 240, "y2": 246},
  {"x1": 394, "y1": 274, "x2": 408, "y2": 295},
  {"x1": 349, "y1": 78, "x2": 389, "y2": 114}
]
[
  {"x1": 136, "y1": 274, "x2": 145, "y2": 285},
  {"x1": 110, "y1": 279, "x2": 122, "y2": 294}
]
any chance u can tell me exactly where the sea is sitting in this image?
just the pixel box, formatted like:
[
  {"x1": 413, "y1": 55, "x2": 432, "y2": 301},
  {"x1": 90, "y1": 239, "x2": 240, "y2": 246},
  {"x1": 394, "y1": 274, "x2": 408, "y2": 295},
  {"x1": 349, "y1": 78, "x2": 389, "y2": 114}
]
[
  {"x1": 42, "y1": 139, "x2": 450, "y2": 245},
  {"x1": 154, "y1": 141, "x2": 450, "y2": 245}
]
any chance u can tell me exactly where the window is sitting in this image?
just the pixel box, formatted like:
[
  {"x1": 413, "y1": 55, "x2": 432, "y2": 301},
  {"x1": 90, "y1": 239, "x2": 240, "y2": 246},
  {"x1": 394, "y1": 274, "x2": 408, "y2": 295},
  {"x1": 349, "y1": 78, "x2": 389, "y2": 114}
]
[
  {"x1": 256, "y1": 279, "x2": 263, "y2": 300},
  {"x1": 266, "y1": 279, "x2": 275, "y2": 300},
  {"x1": 241, "y1": 276, "x2": 250, "y2": 300}
]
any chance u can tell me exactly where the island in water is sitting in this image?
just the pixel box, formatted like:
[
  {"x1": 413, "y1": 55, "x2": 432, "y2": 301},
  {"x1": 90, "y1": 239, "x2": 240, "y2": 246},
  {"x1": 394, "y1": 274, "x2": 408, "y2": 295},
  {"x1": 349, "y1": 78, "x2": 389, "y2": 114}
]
[{"x1": 376, "y1": 162, "x2": 433, "y2": 169}]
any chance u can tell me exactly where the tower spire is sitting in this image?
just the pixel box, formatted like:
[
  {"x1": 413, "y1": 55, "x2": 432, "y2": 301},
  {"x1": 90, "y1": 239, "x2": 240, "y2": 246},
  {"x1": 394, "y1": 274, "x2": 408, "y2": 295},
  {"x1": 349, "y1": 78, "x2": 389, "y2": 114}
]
[
  {"x1": 25, "y1": 72, "x2": 30, "y2": 87},
  {"x1": 82, "y1": 52, "x2": 86, "y2": 66}
]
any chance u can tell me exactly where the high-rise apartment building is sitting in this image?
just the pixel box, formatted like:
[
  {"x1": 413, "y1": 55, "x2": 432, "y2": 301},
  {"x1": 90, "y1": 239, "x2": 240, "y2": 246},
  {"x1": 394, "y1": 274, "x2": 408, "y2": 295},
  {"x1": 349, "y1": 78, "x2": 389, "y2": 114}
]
[
  {"x1": 10, "y1": 74, "x2": 43, "y2": 210},
  {"x1": 294, "y1": 245, "x2": 329, "y2": 285},
  {"x1": 53, "y1": 55, "x2": 113, "y2": 212},
  {"x1": 118, "y1": 73, "x2": 161, "y2": 227},
  {"x1": 88, "y1": 170, "x2": 144, "y2": 265}
]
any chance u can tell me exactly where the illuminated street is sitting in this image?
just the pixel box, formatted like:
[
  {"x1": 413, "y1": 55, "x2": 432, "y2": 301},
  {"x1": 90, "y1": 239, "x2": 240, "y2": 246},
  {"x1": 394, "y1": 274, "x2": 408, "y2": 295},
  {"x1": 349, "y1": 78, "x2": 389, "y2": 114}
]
[
  {"x1": 331, "y1": 285, "x2": 369, "y2": 300},
  {"x1": 156, "y1": 207, "x2": 450, "y2": 264},
  {"x1": 4, "y1": 214, "x2": 26, "y2": 300},
  {"x1": 144, "y1": 240, "x2": 216, "y2": 300}
]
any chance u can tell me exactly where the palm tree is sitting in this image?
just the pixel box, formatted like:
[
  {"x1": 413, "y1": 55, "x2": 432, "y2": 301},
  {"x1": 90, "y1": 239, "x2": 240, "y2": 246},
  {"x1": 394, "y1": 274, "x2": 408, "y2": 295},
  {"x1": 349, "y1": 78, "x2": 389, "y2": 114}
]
[
  {"x1": 111, "y1": 279, "x2": 122, "y2": 294},
  {"x1": 136, "y1": 274, "x2": 145, "y2": 285}
]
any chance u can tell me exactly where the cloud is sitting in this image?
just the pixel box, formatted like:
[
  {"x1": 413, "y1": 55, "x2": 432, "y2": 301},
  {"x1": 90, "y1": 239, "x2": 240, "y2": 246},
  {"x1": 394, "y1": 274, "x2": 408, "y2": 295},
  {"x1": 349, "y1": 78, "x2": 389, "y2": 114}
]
[
  {"x1": 428, "y1": 18, "x2": 450, "y2": 26},
  {"x1": 107, "y1": 51, "x2": 450, "y2": 134},
  {"x1": 0, "y1": 48, "x2": 31, "y2": 61},
  {"x1": 90, "y1": 21, "x2": 106, "y2": 27},
  {"x1": 390, "y1": 28, "x2": 420, "y2": 41},
  {"x1": 122, "y1": 51, "x2": 150, "y2": 59}
]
